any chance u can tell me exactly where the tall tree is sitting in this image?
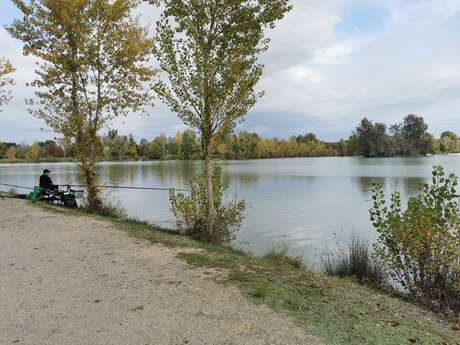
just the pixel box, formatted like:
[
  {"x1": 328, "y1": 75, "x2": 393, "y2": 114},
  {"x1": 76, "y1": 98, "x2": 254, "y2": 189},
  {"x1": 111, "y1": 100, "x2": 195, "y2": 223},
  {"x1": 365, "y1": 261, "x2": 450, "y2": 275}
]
[
  {"x1": 401, "y1": 114, "x2": 432, "y2": 155},
  {"x1": 8, "y1": 0, "x2": 155, "y2": 208},
  {"x1": 149, "y1": 0, "x2": 291, "y2": 239},
  {"x1": 0, "y1": 58, "x2": 15, "y2": 111},
  {"x1": 352, "y1": 118, "x2": 389, "y2": 157},
  {"x1": 354, "y1": 117, "x2": 374, "y2": 157}
]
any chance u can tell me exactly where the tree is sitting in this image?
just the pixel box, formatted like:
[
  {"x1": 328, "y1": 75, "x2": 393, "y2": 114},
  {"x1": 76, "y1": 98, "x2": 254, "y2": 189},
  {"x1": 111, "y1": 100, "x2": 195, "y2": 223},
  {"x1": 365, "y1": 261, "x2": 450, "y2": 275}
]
[
  {"x1": 128, "y1": 134, "x2": 138, "y2": 160},
  {"x1": 8, "y1": 0, "x2": 155, "y2": 209},
  {"x1": 150, "y1": 0, "x2": 291, "y2": 239},
  {"x1": 296, "y1": 133, "x2": 318, "y2": 144},
  {"x1": 238, "y1": 131, "x2": 259, "y2": 159},
  {"x1": 6, "y1": 147, "x2": 17, "y2": 162},
  {"x1": 149, "y1": 134, "x2": 167, "y2": 159},
  {"x1": 180, "y1": 129, "x2": 197, "y2": 160},
  {"x1": 354, "y1": 118, "x2": 373, "y2": 157},
  {"x1": 43, "y1": 141, "x2": 65, "y2": 157},
  {"x1": 0, "y1": 58, "x2": 15, "y2": 110},
  {"x1": 440, "y1": 131, "x2": 459, "y2": 154},
  {"x1": 401, "y1": 114, "x2": 432, "y2": 155},
  {"x1": 28, "y1": 141, "x2": 41, "y2": 161},
  {"x1": 353, "y1": 118, "x2": 389, "y2": 157}
]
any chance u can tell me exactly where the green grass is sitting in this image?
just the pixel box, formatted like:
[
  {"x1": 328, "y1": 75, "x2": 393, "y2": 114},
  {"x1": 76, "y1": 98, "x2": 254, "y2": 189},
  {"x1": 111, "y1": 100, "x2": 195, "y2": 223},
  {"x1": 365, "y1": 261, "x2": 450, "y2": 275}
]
[{"x1": 36, "y1": 202, "x2": 460, "y2": 345}]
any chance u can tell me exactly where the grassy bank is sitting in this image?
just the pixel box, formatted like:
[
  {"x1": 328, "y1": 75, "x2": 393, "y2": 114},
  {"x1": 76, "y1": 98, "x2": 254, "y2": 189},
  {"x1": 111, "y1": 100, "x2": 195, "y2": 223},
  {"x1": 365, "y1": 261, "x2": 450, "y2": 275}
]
[{"x1": 38, "y1": 203, "x2": 459, "y2": 345}]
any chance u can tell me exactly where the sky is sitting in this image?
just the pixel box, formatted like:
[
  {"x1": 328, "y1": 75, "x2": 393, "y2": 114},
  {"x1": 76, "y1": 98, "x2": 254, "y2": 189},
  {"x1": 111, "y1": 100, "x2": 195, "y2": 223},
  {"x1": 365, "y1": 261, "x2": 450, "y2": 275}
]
[{"x1": 1, "y1": 0, "x2": 460, "y2": 143}]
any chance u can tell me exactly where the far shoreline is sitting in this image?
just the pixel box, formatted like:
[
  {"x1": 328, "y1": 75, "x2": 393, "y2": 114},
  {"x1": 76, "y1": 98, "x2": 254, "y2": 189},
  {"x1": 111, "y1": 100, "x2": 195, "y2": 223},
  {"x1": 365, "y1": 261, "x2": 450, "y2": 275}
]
[{"x1": 1, "y1": 153, "x2": 458, "y2": 165}]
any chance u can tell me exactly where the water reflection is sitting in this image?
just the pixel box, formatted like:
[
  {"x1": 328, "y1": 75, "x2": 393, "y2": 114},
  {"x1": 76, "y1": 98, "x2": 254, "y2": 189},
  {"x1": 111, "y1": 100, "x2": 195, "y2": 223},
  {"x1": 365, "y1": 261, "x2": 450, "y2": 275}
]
[{"x1": 354, "y1": 176, "x2": 427, "y2": 200}]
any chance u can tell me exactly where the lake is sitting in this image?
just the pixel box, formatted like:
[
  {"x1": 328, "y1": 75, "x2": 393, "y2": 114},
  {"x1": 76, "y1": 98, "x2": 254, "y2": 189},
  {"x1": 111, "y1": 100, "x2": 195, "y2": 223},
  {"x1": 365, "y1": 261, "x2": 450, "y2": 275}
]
[{"x1": 1, "y1": 156, "x2": 460, "y2": 267}]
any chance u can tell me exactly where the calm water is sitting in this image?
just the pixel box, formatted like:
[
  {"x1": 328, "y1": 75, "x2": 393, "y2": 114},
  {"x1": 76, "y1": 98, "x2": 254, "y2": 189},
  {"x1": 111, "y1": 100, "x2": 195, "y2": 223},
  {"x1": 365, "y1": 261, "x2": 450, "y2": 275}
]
[{"x1": 2, "y1": 156, "x2": 460, "y2": 267}]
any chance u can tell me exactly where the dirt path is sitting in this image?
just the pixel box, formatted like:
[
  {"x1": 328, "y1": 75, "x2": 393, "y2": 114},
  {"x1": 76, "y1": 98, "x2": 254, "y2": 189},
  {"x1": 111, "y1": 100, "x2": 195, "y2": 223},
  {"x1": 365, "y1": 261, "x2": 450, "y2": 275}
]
[{"x1": 0, "y1": 199, "x2": 323, "y2": 345}]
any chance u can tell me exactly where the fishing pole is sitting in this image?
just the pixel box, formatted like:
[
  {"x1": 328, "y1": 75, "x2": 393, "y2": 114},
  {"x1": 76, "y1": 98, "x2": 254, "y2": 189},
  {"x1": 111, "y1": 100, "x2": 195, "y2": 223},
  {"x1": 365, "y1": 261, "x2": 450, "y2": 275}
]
[
  {"x1": 0, "y1": 182, "x2": 35, "y2": 191},
  {"x1": 0, "y1": 182, "x2": 190, "y2": 193},
  {"x1": 66, "y1": 184, "x2": 191, "y2": 192}
]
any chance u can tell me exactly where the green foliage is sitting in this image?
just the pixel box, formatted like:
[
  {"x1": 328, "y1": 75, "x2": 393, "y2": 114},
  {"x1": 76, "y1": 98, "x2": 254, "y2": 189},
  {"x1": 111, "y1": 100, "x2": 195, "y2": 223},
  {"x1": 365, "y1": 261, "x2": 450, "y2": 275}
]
[
  {"x1": 438, "y1": 131, "x2": 460, "y2": 154},
  {"x1": 0, "y1": 58, "x2": 15, "y2": 110},
  {"x1": 150, "y1": 0, "x2": 291, "y2": 235},
  {"x1": 140, "y1": 130, "x2": 335, "y2": 160},
  {"x1": 321, "y1": 232, "x2": 385, "y2": 287},
  {"x1": 169, "y1": 166, "x2": 246, "y2": 244},
  {"x1": 151, "y1": 0, "x2": 292, "y2": 142},
  {"x1": 0, "y1": 140, "x2": 65, "y2": 161},
  {"x1": 6, "y1": 147, "x2": 17, "y2": 162},
  {"x1": 101, "y1": 131, "x2": 138, "y2": 161},
  {"x1": 401, "y1": 114, "x2": 433, "y2": 155},
  {"x1": 370, "y1": 165, "x2": 460, "y2": 314},
  {"x1": 349, "y1": 114, "x2": 434, "y2": 157},
  {"x1": 8, "y1": 0, "x2": 155, "y2": 208}
]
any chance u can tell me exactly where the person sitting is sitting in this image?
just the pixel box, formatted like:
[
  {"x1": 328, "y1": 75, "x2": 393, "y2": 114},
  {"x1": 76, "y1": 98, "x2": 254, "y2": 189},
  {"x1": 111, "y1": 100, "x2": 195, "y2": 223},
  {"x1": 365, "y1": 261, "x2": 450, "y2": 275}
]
[{"x1": 39, "y1": 169, "x2": 57, "y2": 191}]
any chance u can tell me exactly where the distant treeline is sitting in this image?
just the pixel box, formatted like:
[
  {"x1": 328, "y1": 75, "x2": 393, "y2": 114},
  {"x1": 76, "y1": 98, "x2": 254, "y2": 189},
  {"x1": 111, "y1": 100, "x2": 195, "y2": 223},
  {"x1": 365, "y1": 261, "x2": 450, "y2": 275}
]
[
  {"x1": 0, "y1": 130, "x2": 335, "y2": 162},
  {"x1": 336, "y1": 114, "x2": 460, "y2": 157},
  {"x1": 2, "y1": 114, "x2": 460, "y2": 162},
  {"x1": 0, "y1": 140, "x2": 66, "y2": 162},
  {"x1": 99, "y1": 129, "x2": 337, "y2": 160}
]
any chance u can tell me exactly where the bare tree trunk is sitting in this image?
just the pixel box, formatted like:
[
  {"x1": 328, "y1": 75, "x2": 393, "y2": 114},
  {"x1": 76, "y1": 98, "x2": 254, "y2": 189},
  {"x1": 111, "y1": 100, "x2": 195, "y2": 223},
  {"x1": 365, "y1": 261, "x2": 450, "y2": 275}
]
[{"x1": 204, "y1": 141, "x2": 215, "y2": 241}]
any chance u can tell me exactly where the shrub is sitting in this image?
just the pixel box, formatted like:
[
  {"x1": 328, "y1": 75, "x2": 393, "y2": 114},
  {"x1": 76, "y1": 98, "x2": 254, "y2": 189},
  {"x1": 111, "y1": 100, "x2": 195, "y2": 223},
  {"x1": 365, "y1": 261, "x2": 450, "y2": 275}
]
[
  {"x1": 169, "y1": 166, "x2": 245, "y2": 244},
  {"x1": 370, "y1": 165, "x2": 460, "y2": 314},
  {"x1": 321, "y1": 232, "x2": 385, "y2": 287}
]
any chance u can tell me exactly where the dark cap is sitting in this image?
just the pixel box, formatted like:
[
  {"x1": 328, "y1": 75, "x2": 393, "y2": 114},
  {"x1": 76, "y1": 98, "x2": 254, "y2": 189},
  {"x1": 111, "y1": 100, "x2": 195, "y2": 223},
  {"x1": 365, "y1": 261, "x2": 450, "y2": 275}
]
[{"x1": 43, "y1": 169, "x2": 51, "y2": 174}]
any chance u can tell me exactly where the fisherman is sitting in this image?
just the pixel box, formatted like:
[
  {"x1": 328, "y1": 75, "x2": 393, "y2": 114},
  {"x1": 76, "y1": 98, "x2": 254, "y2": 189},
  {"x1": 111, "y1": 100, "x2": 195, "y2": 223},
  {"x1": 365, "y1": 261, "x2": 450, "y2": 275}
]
[{"x1": 39, "y1": 169, "x2": 57, "y2": 191}]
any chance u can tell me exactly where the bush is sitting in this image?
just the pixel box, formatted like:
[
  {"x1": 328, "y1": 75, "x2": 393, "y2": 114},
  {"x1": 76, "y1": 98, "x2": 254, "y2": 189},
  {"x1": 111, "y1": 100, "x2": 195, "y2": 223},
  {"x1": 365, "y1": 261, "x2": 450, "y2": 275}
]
[
  {"x1": 321, "y1": 232, "x2": 385, "y2": 287},
  {"x1": 169, "y1": 166, "x2": 245, "y2": 244},
  {"x1": 370, "y1": 165, "x2": 460, "y2": 315}
]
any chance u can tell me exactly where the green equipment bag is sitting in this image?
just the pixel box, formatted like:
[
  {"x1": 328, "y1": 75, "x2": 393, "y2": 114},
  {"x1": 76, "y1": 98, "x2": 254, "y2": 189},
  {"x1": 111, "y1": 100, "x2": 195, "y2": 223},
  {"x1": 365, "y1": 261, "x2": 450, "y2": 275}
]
[{"x1": 28, "y1": 186, "x2": 45, "y2": 203}]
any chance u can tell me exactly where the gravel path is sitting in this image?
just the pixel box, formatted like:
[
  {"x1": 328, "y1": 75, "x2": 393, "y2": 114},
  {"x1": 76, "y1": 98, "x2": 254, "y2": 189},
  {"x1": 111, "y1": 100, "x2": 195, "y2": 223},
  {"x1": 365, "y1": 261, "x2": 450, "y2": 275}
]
[{"x1": 0, "y1": 199, "x2": 324, "y2": 345}]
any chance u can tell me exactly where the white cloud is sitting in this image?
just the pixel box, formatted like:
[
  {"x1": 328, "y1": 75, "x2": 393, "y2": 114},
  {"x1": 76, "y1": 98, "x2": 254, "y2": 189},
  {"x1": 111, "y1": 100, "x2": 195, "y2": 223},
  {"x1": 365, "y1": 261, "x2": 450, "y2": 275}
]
[
  {"x1": 246, "y1": 0, "x2": 460, "y2": 139},
  {"x1": 2, "y1": 0, "x2": 460, "y2": 142},
  {"x1": 311, "y1": 40, "x2": 357, "y2": 65}
]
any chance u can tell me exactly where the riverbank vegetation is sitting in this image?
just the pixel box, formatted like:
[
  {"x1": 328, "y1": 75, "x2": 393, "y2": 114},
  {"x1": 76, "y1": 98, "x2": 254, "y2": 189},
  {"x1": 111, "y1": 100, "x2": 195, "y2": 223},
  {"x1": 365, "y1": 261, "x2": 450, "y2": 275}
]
[
  {"x1": 321, "y1": 166, "x2": 460, "y2": 320},
  {"x1": 321, "y1": 233, "x2": 386, "y2": 288},
  {"x1": 170, "y1": 166, "x2": 246, "y2": 244},
  {"x1": 371, "y1": 166, "x2": 460, "y2": 317}
]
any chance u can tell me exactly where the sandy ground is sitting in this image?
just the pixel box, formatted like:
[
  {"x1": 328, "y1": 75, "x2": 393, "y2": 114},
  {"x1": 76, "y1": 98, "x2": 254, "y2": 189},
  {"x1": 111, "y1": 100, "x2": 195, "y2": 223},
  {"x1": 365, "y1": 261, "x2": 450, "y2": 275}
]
[{"x1": 0, "y1": 199, "x2": 324, "y2": 345}]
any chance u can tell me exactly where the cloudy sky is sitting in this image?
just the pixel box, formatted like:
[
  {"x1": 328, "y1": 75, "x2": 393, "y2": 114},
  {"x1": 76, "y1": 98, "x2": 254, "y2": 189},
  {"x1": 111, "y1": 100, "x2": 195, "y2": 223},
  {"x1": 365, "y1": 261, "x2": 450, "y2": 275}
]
[{"x1": 1, "y1": 0, "x2": 460, "y2": 143}]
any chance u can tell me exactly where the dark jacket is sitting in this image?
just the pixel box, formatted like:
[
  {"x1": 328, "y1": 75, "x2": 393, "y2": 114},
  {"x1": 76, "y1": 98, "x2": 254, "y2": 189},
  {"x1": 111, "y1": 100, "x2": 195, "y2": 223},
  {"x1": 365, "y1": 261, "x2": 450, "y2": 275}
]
[{"x1": 39, "y1": 175, "x2": 54, "y2": 189}]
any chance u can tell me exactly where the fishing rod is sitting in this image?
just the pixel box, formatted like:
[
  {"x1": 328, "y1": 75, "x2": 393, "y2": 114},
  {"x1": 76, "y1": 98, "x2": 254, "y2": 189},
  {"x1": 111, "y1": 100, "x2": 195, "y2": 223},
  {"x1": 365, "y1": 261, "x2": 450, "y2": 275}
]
[
  {"x1": 0, "y1": 183, "x2": 35, "y2": 191},
  {"x1": 66, "y1": 184, "x2": 191, "y2": 192},
  {"x1": 0, "y1": 182, "x2": 190, "y2": 193}
]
